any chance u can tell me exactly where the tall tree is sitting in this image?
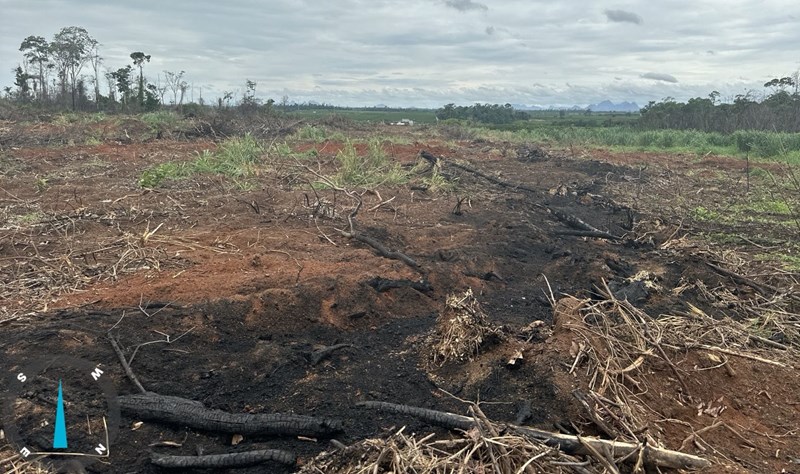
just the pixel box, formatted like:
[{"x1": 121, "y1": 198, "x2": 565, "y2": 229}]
[
  {"x1": 19, "y1": 35, "x2": 50, "y2": 101},
  {"x1": 13, "y1": 66, "x2": 32, "y2": 100},
  {"x1": 130, "y1": 51, "x2": 151, "y2": 106},
  {"x1": 88, "y1": 41, "x2": 103, "y2": 109},
  {"x1": 110, "y1": 65, "x2": 133, "y2": 108},
  {"x1": 104, "y1": 70, "x2": 117, "y2": 103},
  {"x1": 50, "y1": 26, "x2": 97, "y2": 109}
]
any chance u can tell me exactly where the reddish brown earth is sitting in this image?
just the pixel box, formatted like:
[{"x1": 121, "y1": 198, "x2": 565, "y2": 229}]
[{"x1": 0, "y1": 120, "x2": 798, "y2": 473}]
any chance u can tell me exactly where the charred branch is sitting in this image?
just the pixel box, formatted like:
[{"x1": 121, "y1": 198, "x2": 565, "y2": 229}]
[
  {"x1": 447, "y1": 160, "x2": 540, "y2": 195},
  {"x1": 119, "y1": 393, "x2": 343, "y2": 437},
  {"x1": 150, "y1": 449, "x2": 296, "y2": 469},
  {"x1": 553, "y1": 229, "x2": 624, "y2": 241},
  {"x1": 347, "y1": 232, "x2": 420, "y2": 271},
  {"x1": 366, "y1": 277, "x2": 433, "y2": 293},
  {"x1": 310, "y1": 343, "x2": 353, "y2": 366}
]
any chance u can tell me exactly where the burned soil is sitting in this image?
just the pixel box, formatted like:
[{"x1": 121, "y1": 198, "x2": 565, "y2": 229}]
[{"x1": 1, "y1": 119, "x2": 798, "y2": 473}]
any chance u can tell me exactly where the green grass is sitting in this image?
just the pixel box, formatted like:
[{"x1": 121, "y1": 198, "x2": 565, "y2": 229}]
[
  {"x1": 756, "y1": 252, "x2": 800, "y2": 270},
  {"x1": 52, "y1": 112, "x2": 109, "y2": 126},
  {"x1": 691, "y1": 206, "x2": 720, "y2": 222},
  {"x1": 460, "y1": 124, "x2": 800, "y2": 162},
  {"x1": 139, "y1": 134, "x2": 263, "y2": 187},
  {"x1": 291, "y1": 125, "x2": 347, "y2": 143},
  {"x1": 689, "y1": 186, "x2": 800, "y2": 236},
  {"x1": 422, "y1": 167, "x2": 457, "y2": 192},
  {"x1": 331, "y1": 139, "x2": 408, "y2": 187},
  {"x1": 8, "y1": 210, "x2": 46, "y2": 226},
  {"x1": 140, "y1": 110, "x2": 181, "y2": 134},
  {"x1": 743, "y1": 199, "x2": 792, "y2": 215}
]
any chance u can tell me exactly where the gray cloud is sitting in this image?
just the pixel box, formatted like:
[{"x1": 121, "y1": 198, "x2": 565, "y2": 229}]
[
  {"x1": 604, "y1": 9, "x2": 643, "y2": 24},
  {"x1": 444, "y1": 0, "x2": 488, "y2": 12},
  {"x1": 1, "y1": 0, "x2": 796, "y2": 108},
  {"x1": 641, "y1": 72, "x2": 679, "y2": 83}
]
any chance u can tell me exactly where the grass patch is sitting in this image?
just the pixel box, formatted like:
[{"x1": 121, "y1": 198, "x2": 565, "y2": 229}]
[
  {"x1": 140, "y1": 110, "x2": 181, "y2": 135},
  {"x1": 756, "y1": 252, "x2": 800, "y2": 270},
  {"x1": 139, "y1": 161, "x2": 190, "y2": 188},
  {"x1": 7, "y1": 210, "x2": 46, "y2": 226},
  {"x1": 422, "y1": 167, "x2": 456, "y2": 192},
  {"x1": 52, "y1": 112, "x2": 108, "y2": 126},
  {"x1": 139, "y1": 134, "x2": 263, "y2": 188},
  {"x1": 748, "y1": 199, "x2": 792, "y2": 215},
  {"x1": 291, "y1": 125, "x2": 347, "y2": 143},
  {"x1": 690, "y1": 206, "x2": 720, "y2": 222},
  {"x1": 332, "y1": 139, "x2": 407, "y2": 187}
]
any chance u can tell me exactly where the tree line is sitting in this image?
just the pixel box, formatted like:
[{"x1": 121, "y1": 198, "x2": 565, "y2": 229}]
[
  {"x1": 640, "y1": 74, "x2": 800, "y2": 133},
  {"x1": 7, "y1": 26, "x2": 192, "y2": 112},
  {"x1": 436, "y1": 103, "x2": 530, "y2": 124}
]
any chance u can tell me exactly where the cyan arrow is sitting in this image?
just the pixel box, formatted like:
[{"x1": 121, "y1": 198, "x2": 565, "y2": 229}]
[{"x1": 53, "y1": 379, "x2": 68, "y2": 449}]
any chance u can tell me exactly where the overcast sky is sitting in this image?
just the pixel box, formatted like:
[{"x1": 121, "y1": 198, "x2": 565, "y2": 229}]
[{"x1": 1, "y1": 0, "x2": 799, "y2": 107}]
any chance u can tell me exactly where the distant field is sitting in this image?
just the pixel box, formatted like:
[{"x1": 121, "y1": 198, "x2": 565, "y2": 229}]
[
  {"x1": 288, "y1": 108, "x2": 438, "y2": 124},
  {"x1": 471, "y1": 125, "x2": 800, "y2": 163},
  {"x1": 286, "y1": 108, "x2": 638, "y2": 127},
  {"x1": 519, "y1": 111, "x2": 640, "y2": 128}
]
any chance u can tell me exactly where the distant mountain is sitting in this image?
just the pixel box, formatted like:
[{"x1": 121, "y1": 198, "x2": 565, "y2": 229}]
[
  {"x1": 587, "y1": 100, "x2": 640, "y2": 112},
  {"x1": 511, "y1": 103, "x2": 544, "y2": 111},
  {"x1": 512, "y1": 101, "x2": 640, "y2": 112}
]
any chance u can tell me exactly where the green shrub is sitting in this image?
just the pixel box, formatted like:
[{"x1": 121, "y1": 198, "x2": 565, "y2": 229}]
[
  {"x1": 293, "y1": 125, "x2": 329, "y2": 142},
  {"x1": 139, "y1": 161, "x2": 189, "y2": 187},
  {"x1": 332, "y1": 139, "x2": 407, "y2": 187},
  {"x1": 139, "y1": 134, "x2": 263, "y2": 187},
  {"x1": 141, "y1": 110, "x2": 180, "y2": 134}
]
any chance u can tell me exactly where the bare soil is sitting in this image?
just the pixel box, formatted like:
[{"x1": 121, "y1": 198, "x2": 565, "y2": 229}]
[{"x1": 1, "y1": 120, "x2": 798, "y2": 473}]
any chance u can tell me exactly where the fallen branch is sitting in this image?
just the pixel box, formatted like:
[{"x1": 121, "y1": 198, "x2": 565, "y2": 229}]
[
  {"x1": 345, "y1": 232, "x2": 420, "y2": 270},
  {"x1": 310, "y1": 343, "x2": 353, "y2": 366},
  {"x1": 107, "y1": 334, "x2": 148, "y2": 394},
  {"x1": 120, "y1": 393, "x2": 342, "y2": 437},
  {"x1": 553, "y1": 229, "x2": 624, "y2": 241},
  {"x1": 705, "y1": 261, "x2": 795, "y2": 300},
  {"x1": 548, "y1": 208, "x2": 624, "y2": 242},
  {"x1": 358, "y1": 400, "x2": 711, "y2": 470},
  {"x1": 693, "y1": 344, "x2": 789, "y2": 368},
  {"x1": 572, "y1": 390, "x2": 619, "y2": 439},
  {"x1": 420, "y1": 150, "x2": 441, "y2": 167},
  {"x1": 150, "y1": 449, "x2": 295, "y2": 469},
  {"x1": 447, "y1": 160, "x2": 539, "y2": 195},
  {"x1": 366, "y1": 277, "x2": 433, "y2": 293},
  {"x1": 298, "y1": 161, "x2": 421, "y2": 272}
]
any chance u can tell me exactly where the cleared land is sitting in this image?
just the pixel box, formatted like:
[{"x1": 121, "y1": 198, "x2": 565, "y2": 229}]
[{"x1": 0, "y1": 114, "x2": 798, "y2": 473}]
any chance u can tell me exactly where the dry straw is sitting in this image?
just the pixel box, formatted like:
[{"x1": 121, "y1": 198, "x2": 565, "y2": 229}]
[{"x1": 431, "y1": 289, "x2": 503, "y2": 365}]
